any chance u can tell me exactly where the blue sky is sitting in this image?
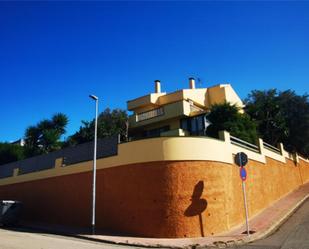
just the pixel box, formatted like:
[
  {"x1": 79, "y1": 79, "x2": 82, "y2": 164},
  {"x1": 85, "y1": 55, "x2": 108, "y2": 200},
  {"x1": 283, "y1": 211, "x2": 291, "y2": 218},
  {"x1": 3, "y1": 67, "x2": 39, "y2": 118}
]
[{"x1": 0, "y1": 1, "x2": 308, "y2": 142}]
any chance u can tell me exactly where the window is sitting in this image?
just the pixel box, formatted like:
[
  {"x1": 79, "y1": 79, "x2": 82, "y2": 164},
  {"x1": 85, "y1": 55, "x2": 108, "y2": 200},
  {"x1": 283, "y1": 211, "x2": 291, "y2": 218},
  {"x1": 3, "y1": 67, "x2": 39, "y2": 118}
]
[
  {"x1": 145, "y1": 126, "x2": 170, "y2": 137},
  {"x1": 181, "y1": 114, "x2": 209, "y2": 136}
]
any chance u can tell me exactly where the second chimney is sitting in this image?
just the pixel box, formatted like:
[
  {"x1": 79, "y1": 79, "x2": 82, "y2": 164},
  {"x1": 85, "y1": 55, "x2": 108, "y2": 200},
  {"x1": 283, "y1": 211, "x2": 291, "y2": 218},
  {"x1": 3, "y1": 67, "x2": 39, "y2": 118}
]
[
  {"x1": 155, "y1": 80, "x2": 161, "y2": 93},
  {"x1": 189, "y1": 77, "x2": 196, "y2": 89}
]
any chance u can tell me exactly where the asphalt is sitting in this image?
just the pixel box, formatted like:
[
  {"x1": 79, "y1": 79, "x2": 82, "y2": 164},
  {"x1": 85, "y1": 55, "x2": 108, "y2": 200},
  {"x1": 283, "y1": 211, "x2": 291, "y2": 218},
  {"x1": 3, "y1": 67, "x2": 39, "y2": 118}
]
[
  {"x1": 0, "y1": 228, "x2": 144, "y2": 249},
  {"x1": 229, "y1": 198, "x2": 309, "y2": 249},
  {"x1": 18, "y1": 181, "x2": 309, "y2": 249}
]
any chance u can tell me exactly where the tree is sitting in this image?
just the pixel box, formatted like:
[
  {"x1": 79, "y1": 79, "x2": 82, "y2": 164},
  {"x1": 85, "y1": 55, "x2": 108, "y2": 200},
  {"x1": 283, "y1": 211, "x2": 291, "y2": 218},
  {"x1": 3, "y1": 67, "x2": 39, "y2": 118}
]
[
  {"x1": 65, "y1": 108, "x2": 128, "y2": 146},
  {"x1": 245, "y1": 89, "x2": 287, "y2": 146},
  {"x1": 206, "y1": 102, "x2": 258, "y2": 144},
  {"x1": 24, "y1": 113, "x2": 68, "y2": 156},
  {"x1": 0, "y1": 143, "x2": 24, "y2": 165},
  {"x1": 245, "y1": 89, "x2": 309, "y2": 157},
  {"x1": 278, "y1": 90, "x2": 309, "y2": 156}
]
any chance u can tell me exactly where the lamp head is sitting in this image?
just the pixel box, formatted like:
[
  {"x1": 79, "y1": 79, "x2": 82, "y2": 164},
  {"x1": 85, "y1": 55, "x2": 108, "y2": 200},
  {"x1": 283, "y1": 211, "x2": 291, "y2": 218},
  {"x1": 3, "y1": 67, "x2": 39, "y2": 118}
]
[{"x1": 89, "y1": 95, "x2": 98, "y2": 100}]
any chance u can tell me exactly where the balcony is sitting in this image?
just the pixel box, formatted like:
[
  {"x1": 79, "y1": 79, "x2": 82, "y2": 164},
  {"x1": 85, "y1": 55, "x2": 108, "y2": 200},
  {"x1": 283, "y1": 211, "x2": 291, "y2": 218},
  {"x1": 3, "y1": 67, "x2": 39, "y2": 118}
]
[
  {"x1": 129, "y1": 100, "x2": 191, "y2": 128},
  {"x1": 136, "y1": 107, "x2": 164, "y2": 122}
]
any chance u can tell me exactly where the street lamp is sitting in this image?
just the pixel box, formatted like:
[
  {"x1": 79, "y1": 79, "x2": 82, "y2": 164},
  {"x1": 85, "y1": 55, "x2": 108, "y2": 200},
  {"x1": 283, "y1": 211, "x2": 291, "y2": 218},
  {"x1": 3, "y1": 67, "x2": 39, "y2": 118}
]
[{"x1": 89, "y1": 94, "x2": 98, "y2": 235}]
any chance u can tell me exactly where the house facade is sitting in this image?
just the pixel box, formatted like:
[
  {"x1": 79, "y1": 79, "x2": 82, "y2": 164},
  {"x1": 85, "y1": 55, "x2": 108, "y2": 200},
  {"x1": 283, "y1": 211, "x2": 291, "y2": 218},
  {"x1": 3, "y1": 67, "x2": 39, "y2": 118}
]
[
  {"x1": 0, "y1": 79, "x2": 308, "y2": 238},
  {"x1": 128, "y1": 78, "x2": 244, "y2": 139}
]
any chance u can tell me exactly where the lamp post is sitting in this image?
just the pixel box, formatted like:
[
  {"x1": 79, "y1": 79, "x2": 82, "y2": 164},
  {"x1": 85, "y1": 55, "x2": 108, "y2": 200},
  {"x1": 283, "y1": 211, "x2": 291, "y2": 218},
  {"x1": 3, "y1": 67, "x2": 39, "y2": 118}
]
[{"x1": 89, "y1": 94, "x2": 98, "y2": 235}]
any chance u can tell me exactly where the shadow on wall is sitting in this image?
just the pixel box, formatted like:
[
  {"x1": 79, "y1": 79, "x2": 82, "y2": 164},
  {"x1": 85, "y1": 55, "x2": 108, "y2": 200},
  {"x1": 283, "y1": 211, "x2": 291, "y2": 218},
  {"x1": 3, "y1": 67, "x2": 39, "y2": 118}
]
[{"x1": 184, "y1": 181, "x2": 208, "y2": 237}]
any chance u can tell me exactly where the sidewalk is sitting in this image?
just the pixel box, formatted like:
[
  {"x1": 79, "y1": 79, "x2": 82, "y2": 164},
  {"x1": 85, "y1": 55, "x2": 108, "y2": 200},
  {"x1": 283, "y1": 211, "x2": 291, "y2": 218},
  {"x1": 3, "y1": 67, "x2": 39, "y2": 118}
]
[{"x1": 23, "y1": 181, "x2": 309, "y2": 248}]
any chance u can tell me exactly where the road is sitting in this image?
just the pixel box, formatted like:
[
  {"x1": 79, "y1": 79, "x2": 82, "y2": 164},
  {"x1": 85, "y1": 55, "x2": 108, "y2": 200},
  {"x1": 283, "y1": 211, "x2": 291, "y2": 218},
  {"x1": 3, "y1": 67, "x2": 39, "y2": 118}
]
[
  {"x1": 232, "y1": 198, "x2": 309, "y2": 249},
  {"x1": 0, "y1": 228, "x2": 144, "y2": 249},
  {"x1": 0, "y1": 199, "x2": 308, "y2": 249}
]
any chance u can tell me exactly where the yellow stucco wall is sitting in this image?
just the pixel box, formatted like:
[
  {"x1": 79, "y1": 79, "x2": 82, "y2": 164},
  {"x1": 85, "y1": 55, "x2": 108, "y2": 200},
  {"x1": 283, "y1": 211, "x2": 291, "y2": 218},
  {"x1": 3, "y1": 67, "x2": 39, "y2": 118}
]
[
  {"x1": 0, "y1": 136, "x2": 308, "y2": 238},
  {"x1": 0, "y1": 135, "x2": 307, "y2": 187},
  {"x1": 0, "y1": 136, "x2": 233, "y2": 186},
  {"x1": 0, "y1": 158, "x2": 308, "y2": 238}
]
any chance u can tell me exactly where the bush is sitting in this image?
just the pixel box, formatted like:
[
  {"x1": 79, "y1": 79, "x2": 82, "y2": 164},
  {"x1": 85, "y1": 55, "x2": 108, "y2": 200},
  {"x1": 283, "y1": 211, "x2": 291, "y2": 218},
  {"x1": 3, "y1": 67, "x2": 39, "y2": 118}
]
[
  {"x1": 0, "y1": 143, "x2": 25, "y2": 165},
  {"x1": 206, "y1": 102, "x2": 258, "y2": 144}
]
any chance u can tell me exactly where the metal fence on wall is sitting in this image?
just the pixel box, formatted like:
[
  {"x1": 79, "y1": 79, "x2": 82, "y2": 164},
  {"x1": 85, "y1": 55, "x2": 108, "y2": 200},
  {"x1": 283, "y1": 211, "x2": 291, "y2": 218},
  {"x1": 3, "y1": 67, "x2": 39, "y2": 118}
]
[
  {"x1": 0, "y1": 135, "x2": 119, "y2": 179},
  {"x1": 230, "y1": 135, "x2": 260, "y2": 153}
]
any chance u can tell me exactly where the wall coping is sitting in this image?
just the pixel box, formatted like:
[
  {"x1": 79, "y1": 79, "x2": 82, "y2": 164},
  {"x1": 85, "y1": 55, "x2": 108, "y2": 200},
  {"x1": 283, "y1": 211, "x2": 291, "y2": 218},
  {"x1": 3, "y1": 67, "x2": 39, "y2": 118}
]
[{"x1": 0, "y1": 133, "x2": 306, "y2": 186}]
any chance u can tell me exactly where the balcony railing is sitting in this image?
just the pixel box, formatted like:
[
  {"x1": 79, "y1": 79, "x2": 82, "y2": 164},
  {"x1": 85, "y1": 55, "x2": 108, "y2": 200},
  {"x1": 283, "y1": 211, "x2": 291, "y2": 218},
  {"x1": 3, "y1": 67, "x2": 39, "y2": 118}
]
[
  {"x1": 263, "y1": 142, "x2": 281, "y2": 154},
  {"x1": 230, "y1": 135, "x2": 260, "y2": 153},
  {"x1": 136, "y1": 107, "x2": 164, "y2": 122}
]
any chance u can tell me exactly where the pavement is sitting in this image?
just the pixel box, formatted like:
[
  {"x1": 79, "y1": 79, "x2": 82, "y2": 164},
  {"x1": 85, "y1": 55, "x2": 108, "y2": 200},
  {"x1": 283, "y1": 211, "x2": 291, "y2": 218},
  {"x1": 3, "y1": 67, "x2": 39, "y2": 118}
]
[{"x1": 21, "y1": 181, "x2": 309, "y2": 249}]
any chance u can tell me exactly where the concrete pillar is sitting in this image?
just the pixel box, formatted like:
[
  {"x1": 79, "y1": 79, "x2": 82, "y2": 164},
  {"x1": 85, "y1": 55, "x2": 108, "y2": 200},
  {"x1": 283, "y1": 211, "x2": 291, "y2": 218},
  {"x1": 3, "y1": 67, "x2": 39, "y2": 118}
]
[
  {"x1": 219, "y1": 130, "x2": 231, "y2": 143},
  {"x1": 13, "y1": 168, "x2": 19, "y2": 177},
  {"x1": 257, "y1": 138, "x2": 265, "y2": 155},
  {"x1": 55, "y1": 158, "x2": 64, "y2": 168},
  {"x1": 279, "y1": 143, "x2": 288, "y2": 157}
]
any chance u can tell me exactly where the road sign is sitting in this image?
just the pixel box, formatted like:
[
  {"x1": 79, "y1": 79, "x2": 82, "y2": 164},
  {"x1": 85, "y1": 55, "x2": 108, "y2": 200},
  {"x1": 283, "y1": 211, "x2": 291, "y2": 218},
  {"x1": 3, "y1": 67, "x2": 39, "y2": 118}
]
[
  {"x1": 235, "y1": 152, "x2": 248, "y2": 167},
  {"x1": 240, "y1": 167, "x2": 247, "y2": 181},
  {"x1": 235, "y1": 153, "x2": 250, "y2": 236}
]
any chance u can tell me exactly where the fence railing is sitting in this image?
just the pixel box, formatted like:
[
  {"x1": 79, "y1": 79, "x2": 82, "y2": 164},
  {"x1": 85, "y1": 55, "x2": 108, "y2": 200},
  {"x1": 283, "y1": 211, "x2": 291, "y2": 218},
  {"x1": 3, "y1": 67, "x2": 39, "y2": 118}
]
[
  {"x1": 0, "y1": 136, "x2": 119, "y2": 179},
  {"x1": 136, "y1": 107, "x2": 164, "y2": 122},
  {"x1": 263, "y1": 142, "x2": 281, "y2": 154},
  {"x1": 230, "y1": 136, "x2": 260, "y2": 153}
]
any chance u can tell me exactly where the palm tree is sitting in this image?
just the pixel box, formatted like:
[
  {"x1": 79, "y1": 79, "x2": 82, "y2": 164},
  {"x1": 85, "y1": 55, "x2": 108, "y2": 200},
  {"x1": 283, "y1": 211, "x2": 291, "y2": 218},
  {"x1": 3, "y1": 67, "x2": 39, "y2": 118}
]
[{"x1": 24, "y1": 113, "x2": 68, "y2": 156}]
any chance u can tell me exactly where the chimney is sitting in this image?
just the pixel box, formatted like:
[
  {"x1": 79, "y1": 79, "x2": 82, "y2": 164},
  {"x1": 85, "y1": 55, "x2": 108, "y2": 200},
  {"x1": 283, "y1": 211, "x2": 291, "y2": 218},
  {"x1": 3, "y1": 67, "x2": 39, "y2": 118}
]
[
  {"x1": 189, "y1": 77, "x2": 195, "y2": 89},
  {"x1": 155, "y1": 80, "x2": 161, "y2": 93}
]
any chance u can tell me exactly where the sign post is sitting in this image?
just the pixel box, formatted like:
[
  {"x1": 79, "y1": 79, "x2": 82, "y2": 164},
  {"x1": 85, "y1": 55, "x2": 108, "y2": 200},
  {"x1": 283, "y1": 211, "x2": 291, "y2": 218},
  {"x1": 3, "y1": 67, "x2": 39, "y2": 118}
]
[{"x1": 235, "y1": 152, "x2": 250, "y2": 236}]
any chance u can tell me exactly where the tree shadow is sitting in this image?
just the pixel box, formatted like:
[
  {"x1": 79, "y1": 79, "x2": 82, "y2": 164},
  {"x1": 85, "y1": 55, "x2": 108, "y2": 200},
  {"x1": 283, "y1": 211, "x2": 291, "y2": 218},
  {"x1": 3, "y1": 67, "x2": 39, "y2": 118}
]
[{"x1": 184, "y1": 181, "x2": 208, "y2": 237}]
